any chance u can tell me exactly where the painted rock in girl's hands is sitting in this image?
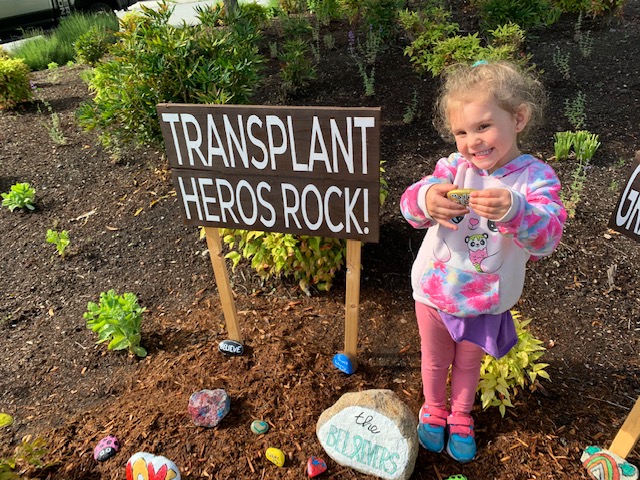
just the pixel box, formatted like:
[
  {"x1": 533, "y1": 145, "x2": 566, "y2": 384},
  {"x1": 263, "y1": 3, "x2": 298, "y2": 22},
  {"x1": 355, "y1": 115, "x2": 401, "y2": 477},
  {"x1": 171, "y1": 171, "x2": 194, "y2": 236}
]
[
  {"x1": 93, "y1": 435, "x2": 120, "y2": 462},
  {"x1": 251, "y1": 420, "x2": 269, "y2": 435},
  {"x1": 265, "y1": 447, "x2": 285, "y2": 467},
  {"x1": 307, "y1": 455, "x2": 327, "y2": 477},
  {"x1": 188, "y1": 389, "x2": 230, "y2": 428},
  {"x1": 446, "y1": 189, "x2": 476, "y2": 206},
  {"x1": 126, "y1": 452, "x2": 181, "y2": 480}
]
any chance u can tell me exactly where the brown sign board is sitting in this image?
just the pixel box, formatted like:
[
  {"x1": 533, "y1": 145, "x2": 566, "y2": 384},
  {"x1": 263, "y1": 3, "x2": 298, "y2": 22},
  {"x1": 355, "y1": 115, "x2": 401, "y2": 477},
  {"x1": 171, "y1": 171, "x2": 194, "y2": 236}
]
[
  {"x1": 157, "y1": 104, "x2": 381, "y2": 243},
  {"x1": 608, "y1": 154, "x2": 640, "y2": 242}
]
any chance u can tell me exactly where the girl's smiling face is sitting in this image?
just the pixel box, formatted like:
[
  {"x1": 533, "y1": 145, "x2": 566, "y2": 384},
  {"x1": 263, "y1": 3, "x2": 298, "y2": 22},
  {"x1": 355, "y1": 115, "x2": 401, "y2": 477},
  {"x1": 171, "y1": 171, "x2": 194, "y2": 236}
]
[{"x1": 448, "y1": 94, "x2": 529, "y2": 174}]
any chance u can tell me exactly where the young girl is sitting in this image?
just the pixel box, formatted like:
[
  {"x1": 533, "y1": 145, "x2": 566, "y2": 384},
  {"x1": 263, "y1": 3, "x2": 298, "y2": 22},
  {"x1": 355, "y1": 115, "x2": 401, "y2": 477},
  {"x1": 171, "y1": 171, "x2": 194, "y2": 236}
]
[{"x1": 400, "y1": 61, "x2": 566, "y2": 463}]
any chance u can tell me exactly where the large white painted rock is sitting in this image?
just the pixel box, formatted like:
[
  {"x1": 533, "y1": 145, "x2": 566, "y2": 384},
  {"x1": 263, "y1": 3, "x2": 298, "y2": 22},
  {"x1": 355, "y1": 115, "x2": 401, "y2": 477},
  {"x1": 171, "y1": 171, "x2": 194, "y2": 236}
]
[{"x1": 316, "y1": 389, "x2": 418, "y2": 480}]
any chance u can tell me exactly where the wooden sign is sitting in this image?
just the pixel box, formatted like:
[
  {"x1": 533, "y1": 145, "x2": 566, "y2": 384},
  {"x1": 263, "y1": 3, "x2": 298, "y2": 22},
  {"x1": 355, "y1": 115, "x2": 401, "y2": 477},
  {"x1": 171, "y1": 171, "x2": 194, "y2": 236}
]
[
  {"x1": 609, "y1": 153, "x2": 640, "y2": 242},
  {"x1": 156, "y1": 103, "x2": 382, "y2": 369},
  {"x1": 157, "y1": 104, "x2": 381, "y2": 243}
]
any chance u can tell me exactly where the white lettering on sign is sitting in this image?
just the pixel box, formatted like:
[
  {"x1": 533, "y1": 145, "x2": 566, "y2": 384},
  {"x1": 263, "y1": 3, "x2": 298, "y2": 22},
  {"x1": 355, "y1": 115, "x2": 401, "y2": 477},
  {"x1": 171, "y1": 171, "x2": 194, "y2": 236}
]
[
  {"x1": 615, "y1": 163, "x2": 640, "y2": 234},
  {"x1": 160, "y1": 112, "x2": 375, "y2": 175}
]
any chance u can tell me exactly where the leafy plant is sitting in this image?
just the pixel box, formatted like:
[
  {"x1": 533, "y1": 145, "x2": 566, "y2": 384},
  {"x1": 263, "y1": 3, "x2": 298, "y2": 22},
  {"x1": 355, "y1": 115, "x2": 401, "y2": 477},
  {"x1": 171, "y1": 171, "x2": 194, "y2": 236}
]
[
  {"x1": 46, "y1": 229, "x2": 70, "y2": 258},
  {"x1": 360, "y1": 0, "x2": 405, "y2": 40},
  {"x1": 2, "y1": 183, "x2": 36, "y2": 212},
  {"x1": 573, "y1": 130, "x2": 601, "y2": 161},
  {"x1": 477, "y1": 311, "x2": 550, "y2": 417},
  {"x1": 308, "y1": 0, "x2": 342, "y2": 25},
  {"x1": 77, "y1": 0, "x2": 265, "y2": 149},
  {"x1": 84, "y1": 290, "x2": 147, "y2": 357},
  {"x1": 223, "y1": 231, "x2": 346, "y2": 294},
  {"x1": 403, "y1": 89, "x2": 419, "y2": 124},
  {"x1": 404, "y1": 20, "x2": 531, "y2": 77},
  {"x1": 38, "y1": 99, "x2": 67, "y2": 145},
  {"x1": 564, "y1": 91, "x2": 587, "y2": 130},
  {"x1": 278, "y1": 38, "x2": 317, "y2": 95},
  {"x1": 349, "y1": 27, "x2": 384, "y2": 96},
  {"x1": 552, "y1": 46, "x2": 571, "y2": 80},
  {"x1": 74, "y1": 24, "x2": 117, "y2": 66},
  {"x1": 0, "y1": 58, "x2": 32, "y2": 110},
  {"x1": 561, "y1": 154, "x2": 590, "y2": 218},
  {"x1": 0, "y1": 437, "x2": 54, "y2": 480},
  {"x1": 554, "y1": 130, "x2": 574, "y2": 161},
  {"x1": 473, "y1": 0, "x2": 561, "y2": 30}
]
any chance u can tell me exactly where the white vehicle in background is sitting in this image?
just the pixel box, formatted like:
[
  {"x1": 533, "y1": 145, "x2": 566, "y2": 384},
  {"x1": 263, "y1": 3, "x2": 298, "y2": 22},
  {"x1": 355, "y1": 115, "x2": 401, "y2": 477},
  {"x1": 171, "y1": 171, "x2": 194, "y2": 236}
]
[{"x1": 0, "y1": 0, "x2": 138, "y2": 41}]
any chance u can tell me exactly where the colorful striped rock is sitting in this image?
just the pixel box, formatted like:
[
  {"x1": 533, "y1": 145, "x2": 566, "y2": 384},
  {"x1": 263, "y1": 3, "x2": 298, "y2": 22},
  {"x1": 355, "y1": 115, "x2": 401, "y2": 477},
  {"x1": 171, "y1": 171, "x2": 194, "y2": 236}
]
[
  {"x1": 188, "y1": 389, "x2": 230, "y2": 428},
  {"x1": 126, "y1": 452, "x2": 181, "y2": 480},
  {"x1": 581, "y1": 446, "x2": 638, "y2": 480}
]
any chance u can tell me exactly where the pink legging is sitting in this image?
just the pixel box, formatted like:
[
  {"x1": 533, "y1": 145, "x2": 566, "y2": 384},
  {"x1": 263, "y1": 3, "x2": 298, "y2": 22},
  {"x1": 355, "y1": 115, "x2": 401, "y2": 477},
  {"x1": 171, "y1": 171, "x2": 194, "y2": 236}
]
[{"x1": 416, "y1": 301, "x2": 485, "y2": 415}]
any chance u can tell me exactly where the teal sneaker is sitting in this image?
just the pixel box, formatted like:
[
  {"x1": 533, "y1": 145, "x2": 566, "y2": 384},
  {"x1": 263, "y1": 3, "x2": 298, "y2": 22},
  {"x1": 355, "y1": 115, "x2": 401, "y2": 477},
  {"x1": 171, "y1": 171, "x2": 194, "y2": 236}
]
[
  {"x1": 417, "y1": 405, "x2": 448, "y2": 453},
  {"x1": 446, "y1": 413, "x2": 476, "y2": 463}
]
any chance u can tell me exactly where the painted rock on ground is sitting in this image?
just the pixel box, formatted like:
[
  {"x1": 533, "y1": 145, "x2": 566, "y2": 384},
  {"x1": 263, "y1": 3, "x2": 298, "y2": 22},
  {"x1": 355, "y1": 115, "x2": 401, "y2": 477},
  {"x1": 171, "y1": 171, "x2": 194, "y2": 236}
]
[
  {"x1": 307, "y1": 455, "x2": 327, "y2": 478},
  {"x1": 251, "y1": 420, "x2": 269, "y2": 435},
  {"x1": 93, "y1": 435, "x2": 119, "y2": 462},
  {"x1": 188, "y1": 389, "x2": 230, "y2": 428},
  {"x1": 316, "y1": 389, "x2": 418, "y2": 480},
  {"x1": 265, "y1": 447, "x2": 285, "y2": 467},
  {"x1": 126, "y1": 452, "x2": 181, "y2": 480},
  {"x1": 0, "y1": 413, "x2": 13, "y2": 428},
  {"x1": 218, "y1": 339, "x2": 244, "y2": 356}
]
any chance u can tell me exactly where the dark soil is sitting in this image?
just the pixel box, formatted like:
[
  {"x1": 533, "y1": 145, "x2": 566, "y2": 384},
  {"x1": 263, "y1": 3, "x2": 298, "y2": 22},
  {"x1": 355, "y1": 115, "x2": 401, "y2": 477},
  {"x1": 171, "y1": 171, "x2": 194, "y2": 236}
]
[{"x1": 2, "y1": 3, "x2": 640, "y2": 479}]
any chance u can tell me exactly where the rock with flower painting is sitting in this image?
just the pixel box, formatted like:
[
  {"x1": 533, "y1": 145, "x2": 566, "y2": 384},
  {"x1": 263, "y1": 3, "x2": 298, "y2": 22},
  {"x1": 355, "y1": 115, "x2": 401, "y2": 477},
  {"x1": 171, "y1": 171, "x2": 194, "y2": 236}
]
[{"x1": 126, "y1": 452, "x2": 181, "y2": 480}]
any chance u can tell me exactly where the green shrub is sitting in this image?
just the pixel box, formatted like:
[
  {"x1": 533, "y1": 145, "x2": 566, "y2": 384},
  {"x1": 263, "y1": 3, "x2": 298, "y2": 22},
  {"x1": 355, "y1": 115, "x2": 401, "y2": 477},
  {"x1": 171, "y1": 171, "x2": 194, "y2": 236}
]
[
  {"x1": 74, "y1": 25, "x2": 117, "y2": 66},
  {"x1": 279, "y1": 14, "x2": 313, "y2": 39},
  {"x1": 77, "y1": 0, "x2": 265, "y2": 148},
  {"x1": 84, "y1": 290, "x2": 147, "y2": 357},
  {"x1": 404, "y1": 21, "x2": 531, "y2": 77},
  {"x1": 278, "y1": 38, "x2": 317, "y2": 95},
  {"x1": 2, "y1": 182, "x2": 36, "y2": 211},
  {"x1": 0, "y1": 58, "x2": 32, "y2": 109},
  {"x1": 553, "y1": 0, "x2": 624, "y2": 16},
  {"x1": 222, "y1": 231, "x2": 346, "y2": 293},
  {"x1": 46, "y1": 229, "x2": 70, "y2": 258},
  {"x1": 308, "y1": 0, "x2": 343, "y2": 25},
  {"x1": 361, "y1": 0, "x2": 405, "y2": 40},
  {"x1": 398, "y1": 5, "x2": 458, "y2": 42},
  {"x1": 477, "y1": 311, "x2": 550, "y2": 417},
  {"x1": 473, "y1": 0, "x2": 561, "y2": 30},
  {"x1": 9, "y1": 13, "x2": 118, "y2": 70}
]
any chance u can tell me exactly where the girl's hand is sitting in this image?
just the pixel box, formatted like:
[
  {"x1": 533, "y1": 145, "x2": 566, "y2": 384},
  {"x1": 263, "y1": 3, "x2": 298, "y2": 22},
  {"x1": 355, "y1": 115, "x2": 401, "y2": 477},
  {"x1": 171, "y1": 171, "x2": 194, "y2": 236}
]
[
  {"x1": 469, "y1": 188, "x2": 512, "y2": 220},
  {"x1": 426, "y1": 184, "x2": 469, "y2": 230}
]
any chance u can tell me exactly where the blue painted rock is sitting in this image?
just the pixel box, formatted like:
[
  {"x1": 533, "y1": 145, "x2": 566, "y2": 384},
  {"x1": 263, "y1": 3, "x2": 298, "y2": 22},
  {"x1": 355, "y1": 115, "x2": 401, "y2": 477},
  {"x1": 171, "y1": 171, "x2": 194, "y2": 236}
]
[
  {"x1": 126, "y1": 452, "x2": 181, "y2": 480},
  {"x1": 251, "y1": 420, "x2": 269, "y2": 435},
  {"x1": 581, "y1": 446, "x2": 638, "y2": 480},
  {"x1": 265, "y1": 447, "x2": 285, "y2": 467},
  {"x1": 307, "y1": 455, "x2": 327, "y2": 478},
  {"x1": 332, "y1": 353, "x2": 356, "y2": 375},
  {"x1": 218, "y1": 339, "x2": 244, "y2": 356},
  {"x1": 93, "y1": 435, "x2": 120, "y2": 462},
  {"x1": 188, "y1": 389, "x2": 230, "y2": 428}
]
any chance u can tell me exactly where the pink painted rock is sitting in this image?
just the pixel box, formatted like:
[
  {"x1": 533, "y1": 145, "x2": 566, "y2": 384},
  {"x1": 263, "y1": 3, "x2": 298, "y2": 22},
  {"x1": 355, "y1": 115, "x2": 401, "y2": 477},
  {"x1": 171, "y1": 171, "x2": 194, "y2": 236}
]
[
  {"x1": 307, "y1": 455, "x2": 327, "y2": 477},
  {"x1": 188, "y1": 389, "x2": 230, "y2": 428},
  {"x1": 126, "y1": 452, "x2": 181, "y2": 480},
  {"x1": 93, "y1": 435, "x2": 119, "y2": 462}
]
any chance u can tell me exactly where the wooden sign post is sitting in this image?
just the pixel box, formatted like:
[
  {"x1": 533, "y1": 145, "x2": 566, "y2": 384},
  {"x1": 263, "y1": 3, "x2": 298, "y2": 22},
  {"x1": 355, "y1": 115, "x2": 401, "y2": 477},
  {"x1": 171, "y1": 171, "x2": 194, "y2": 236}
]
[{"x1": 157, "y1": 104, "x2": 381, "y2": 371}]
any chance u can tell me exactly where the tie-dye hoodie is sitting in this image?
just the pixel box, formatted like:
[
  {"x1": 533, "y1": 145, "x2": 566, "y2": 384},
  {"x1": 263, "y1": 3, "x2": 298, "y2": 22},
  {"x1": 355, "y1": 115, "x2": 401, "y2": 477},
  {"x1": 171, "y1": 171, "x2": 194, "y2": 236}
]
[{"x1": 400, "y1": 152, "x2": 566, "y2": 317}]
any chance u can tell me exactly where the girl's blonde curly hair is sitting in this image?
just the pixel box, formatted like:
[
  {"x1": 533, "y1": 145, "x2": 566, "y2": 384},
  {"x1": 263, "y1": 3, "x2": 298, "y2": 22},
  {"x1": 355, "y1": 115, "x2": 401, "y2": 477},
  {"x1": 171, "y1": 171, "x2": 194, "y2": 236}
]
[{"x1": 433, "y1": 61, "x2": 546, "y2": 142}]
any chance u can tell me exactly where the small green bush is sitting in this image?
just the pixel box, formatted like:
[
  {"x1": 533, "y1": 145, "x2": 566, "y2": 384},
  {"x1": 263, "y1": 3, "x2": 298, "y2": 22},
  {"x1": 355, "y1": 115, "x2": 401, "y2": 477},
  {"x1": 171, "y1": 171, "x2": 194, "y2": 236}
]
[
  {"x1": 473, "y1": 0, "x2": 561, "y2": 30},
  {"x1": 2, "y1": 182, "x2": 36, "y2": 211},
  {"x1": 222, "y1": 231, "x2": 346, "y2": 293},
  {"x1": 361, "y1": 0, "x2": 405, "y2": 40},
  {"x1": 404, "y1": 20, "x2": 531, "y2": 77},
  {"x1": 74, "y1": 25, "x2": 117, "y2": 66},
  {"x1": 477, "y1": 311, "x2": 550, "y2": 417},
  {"x1": 77, "y1": 1, "x2": 265, "y2": 148},
  {"x1": 10, "y1": 13, "x2": 118, "y2": 70},
  {"x1": 84, "y1": 290, "x2": 147, "y2": 357},
  {"x1": 278, "y1": 38, "x2": 317, "y2": 95},
  {"x1": 0, "y1": 58, "x2": 32, "y2": 110},
  {"x1": 553, "y1": 0, "x2": 624, "y2": 16}
]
